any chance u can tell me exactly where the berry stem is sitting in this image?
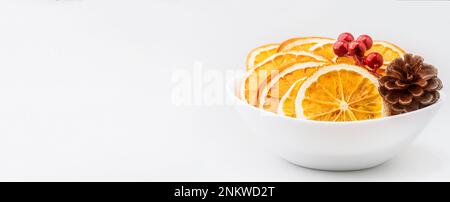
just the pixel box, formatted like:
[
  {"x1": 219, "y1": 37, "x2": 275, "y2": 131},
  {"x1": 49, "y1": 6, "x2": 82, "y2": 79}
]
[{"x1": 353, "y1": 56, "x2": 365, "y2": 66}]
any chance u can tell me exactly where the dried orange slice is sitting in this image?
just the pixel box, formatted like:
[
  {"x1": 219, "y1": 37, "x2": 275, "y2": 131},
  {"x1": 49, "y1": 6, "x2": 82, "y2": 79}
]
[
  {"x1": 246, "y1": 44, "x2": 279, "y2": 71},
  {"x1": 258, "y1": 62, "x2": 326, "y2": 112},
  {"x1": 366, "y1": 41, "x2": 406, "y2": 74},
  {"x1": 277, "y1": 37, "x2": 334, "y2": 53},
  {"x1": 366, "y1": 41, "x2": 406, "y2": 64},
  {"x1": 295, "y1": 64, "x2": 386, "y2": 121},
  {"x1": 308, "y1": 41, "x2": 337, "y2": 61},
  {"x1": 279, "y1": 37, "x2": 342, "y2": 62},
  {"x1": 367, "y1": 41, "x2": 406, "y2": 65},
  {"x1": 240, "y1": 51, "x2": 329, "y2": 106},
  {"x1": 335, "y1": 56, "x2": 356, "y2": 64},
  {"x1": 277, "y1": 78, "x2": 306, "y2": 117}
]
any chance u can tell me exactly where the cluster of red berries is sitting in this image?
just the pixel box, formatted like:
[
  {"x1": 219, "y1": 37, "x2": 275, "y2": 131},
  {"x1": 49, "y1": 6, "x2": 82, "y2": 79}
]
[{"x1": 333, "y1": 32, "x2": 383, "y2": 72}]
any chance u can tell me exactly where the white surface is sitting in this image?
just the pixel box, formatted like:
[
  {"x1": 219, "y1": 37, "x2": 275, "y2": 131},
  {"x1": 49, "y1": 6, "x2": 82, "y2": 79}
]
[{"x1": 0, "y1": 0, "x2": 449, "y2": 181}]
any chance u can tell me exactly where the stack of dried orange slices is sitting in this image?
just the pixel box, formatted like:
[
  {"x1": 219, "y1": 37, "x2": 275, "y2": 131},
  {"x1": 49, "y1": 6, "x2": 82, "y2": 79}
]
[{"x1": 240, "y1": 33, "x2": 406, "y2": 122}]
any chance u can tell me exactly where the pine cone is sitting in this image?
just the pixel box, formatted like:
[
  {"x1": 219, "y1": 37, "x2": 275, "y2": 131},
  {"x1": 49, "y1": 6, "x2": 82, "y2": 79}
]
[{"x1": 378, "y1": 54, "x2": 443, "y2": 115}]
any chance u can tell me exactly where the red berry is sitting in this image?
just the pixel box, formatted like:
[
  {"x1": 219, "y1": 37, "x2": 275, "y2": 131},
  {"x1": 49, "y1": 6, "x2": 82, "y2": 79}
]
[
  {"x1": 357, "y1": 35, "x2": 373, "y2": 50},
  {"x1": 348, "y1": 41, "x2": 367, "y2": 57},
  {"x1": 365, "y1": 52, "x2": 384, "y2": 70},
  {"x1": 338, "y1": 32, "x2": 354, "y2": 43},
  {"x1": 333, "y1": 41, "x2": 349, "y2": 57}
]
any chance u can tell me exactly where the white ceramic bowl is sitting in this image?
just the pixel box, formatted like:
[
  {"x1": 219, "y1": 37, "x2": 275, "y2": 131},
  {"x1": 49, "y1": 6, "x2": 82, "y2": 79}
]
[{"x1": 228, "y1": 77, "x2": 445, "y2": 171}]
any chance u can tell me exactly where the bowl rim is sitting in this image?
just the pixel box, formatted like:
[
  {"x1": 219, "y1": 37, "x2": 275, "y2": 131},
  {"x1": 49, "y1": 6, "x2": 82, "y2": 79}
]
[{"x1": 228, "y1": 75, "x2": 446, "y2": 126}]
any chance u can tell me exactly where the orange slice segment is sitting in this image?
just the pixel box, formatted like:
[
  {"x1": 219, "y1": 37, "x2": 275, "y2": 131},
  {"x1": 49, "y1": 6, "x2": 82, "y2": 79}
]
[{"x1": 308, "y1": 41, "x2": 337, "y2": 61}]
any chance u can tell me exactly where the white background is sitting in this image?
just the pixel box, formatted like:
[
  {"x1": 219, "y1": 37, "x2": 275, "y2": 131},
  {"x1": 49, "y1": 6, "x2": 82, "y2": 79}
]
[{"x1": 0, "y1": 0, "x2": 449, "y2": 181}]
